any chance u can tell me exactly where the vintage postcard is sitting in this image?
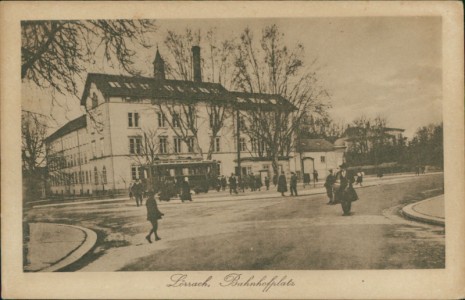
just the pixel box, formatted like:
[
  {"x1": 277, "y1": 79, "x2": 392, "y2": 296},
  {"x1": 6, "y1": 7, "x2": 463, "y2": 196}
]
[{"x1": 1, "y1": 1, "x2": 464, "y2": 299}]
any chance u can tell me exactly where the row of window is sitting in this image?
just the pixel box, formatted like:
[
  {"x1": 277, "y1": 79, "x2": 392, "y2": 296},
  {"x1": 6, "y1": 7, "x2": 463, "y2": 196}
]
[
  {"x1": 128, "y1": 136, "x2": 212, "y2": 154},
  {"x1": 49, "y1": 138, "x2": 105, "y2": 170},
  {"x1": 127, "y1": 136, "x2": 273, "y2": 155},
  {"x1": 128, "y1": 112, "x2": 233, "y2": 129},
  {"x1": 50, "y1": 166, "x2": 107, "y2": 186}
]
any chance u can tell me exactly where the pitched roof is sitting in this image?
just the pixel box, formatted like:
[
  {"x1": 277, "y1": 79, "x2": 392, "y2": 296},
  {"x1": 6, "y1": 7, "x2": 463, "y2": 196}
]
[
  {"x1": 80, "y1": 73, "x2": 234, "y2": 106},
  {"x1": 45, "y1": 115, "x2": 86, "y2": 143},
  {"x1": 298, "y1": 139, "x2": 335, "y2": 152},
  {"x1": 343, "y1": 126, "x2": 405, "y2": 138},
  {"x1": 80, "y1": 73, "x2": 295, "y2": 110},
  {"x1": 384, "y1": 127, "x2": 405, "y2": 132}
]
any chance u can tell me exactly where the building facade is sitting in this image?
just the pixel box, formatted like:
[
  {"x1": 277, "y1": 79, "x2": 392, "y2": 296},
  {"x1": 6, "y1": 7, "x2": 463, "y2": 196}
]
[
  {"x1": 293, "y1": 138, "x2": 345, "y2": 180},
  {"x1": 45, "y1": 48, "x2": 295, "y2": 196}
]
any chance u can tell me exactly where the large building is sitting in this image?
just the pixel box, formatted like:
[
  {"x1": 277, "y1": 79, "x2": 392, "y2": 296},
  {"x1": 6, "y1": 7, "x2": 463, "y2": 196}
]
[{"x1": 45, "y1": 47, "x2": 296, "y2": 196}]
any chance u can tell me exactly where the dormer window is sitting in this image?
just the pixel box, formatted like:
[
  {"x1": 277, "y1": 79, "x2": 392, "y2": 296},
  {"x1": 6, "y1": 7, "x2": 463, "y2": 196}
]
[
  {"x1": 164, "y1": 85, "x2": 174, "y2": 92},
  {"x1": 109, "y1": 82, "x2": 121, "y2": 88},
  {"x1": 140, "y1": 83, "x2": 150, "y2": 89},
  {"x1": 124, "y1": 82, "x2": 137, "y2": 89}
]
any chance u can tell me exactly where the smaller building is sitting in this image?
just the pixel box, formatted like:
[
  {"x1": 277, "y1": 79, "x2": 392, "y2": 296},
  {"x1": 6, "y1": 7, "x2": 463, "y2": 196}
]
[{"x1": 293, "y1": 138, "x2": 345, "y2": 180}]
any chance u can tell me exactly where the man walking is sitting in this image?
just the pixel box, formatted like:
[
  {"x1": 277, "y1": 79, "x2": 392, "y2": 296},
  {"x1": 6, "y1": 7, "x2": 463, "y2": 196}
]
[
  {"x1": 324, "y1": 169, "x2": 336, "y2": 204},
  {"x1": 145, "y1": 190, "x2": 163, "y2": 243},
  {"x1": 290, "y1": 172, "x2": 298, "y2": 196},
  {"x1": 313, "y1": 169, "x2": 319, "y2": 183},
  {"x1": 221, "y1": 176, "x2": 227, "y2": 191},
  {"x1": 132, "y1": 179, "x2": 143, "y2": 207},
  {"x1": 335, "y1": 164, "x2": 358, "y2": 216},
  {"x1": 265, "y1": 176, "x2": 270, "y2": 190},
  {"x1": 229, "y1": 173, "x2": 237, "y2": 194}
]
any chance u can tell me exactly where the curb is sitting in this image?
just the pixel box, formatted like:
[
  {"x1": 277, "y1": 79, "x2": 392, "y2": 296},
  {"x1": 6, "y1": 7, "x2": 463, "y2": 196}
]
[
  {"x1": 40, "y1": 223, "x2": 98, "y2": 272},
  {"x1": 401, "y1": 196, "x2": 445, "y2": 227}
]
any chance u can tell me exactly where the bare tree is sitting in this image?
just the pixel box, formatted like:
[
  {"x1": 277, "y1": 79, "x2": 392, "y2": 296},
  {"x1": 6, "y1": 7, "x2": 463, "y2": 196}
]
[
  {"x1": 22, "y1": 20, "x2": 157, "y2": 95},
  {"x1": 129, "y1": 128, "x2": 162, "y2": 191},
  {"x1": 233, "y1": 25, "x2": 330, "y2": 176},
  {"x1": 163, "y1": 28, "x2": 236, "y2": 159},
  {"x1": 156, "y1": 102, "x2": 203, "y2": 156},
  {"x1": 21, "y1": 20, "x2": 157, "y2": 131},
  {"x1": 22, "y1": 110, "x2": 48, "y2": 173},
  {"x1": 348, "y1": 115, "x2": 371, "y2": 155},
  {"x1": 131, "y1": 128, "x2": 161, "y2": 167}
]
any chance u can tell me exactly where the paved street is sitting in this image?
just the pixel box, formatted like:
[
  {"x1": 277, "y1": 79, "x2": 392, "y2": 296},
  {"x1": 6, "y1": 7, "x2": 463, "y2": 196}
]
[{"x1": 25, "y1": 173, "x2": 445, "y2": 271}]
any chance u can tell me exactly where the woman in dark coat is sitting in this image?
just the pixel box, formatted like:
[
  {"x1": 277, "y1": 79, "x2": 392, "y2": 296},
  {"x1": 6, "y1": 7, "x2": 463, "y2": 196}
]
[
  {"x1": 277, "y1": 171, "x2": 288, "y2": 196},
  {"x1": 335, "y1": 164, "x2": 358, "y2": 216},
  {"x1": 145, "y1": 191, "x2": 163, "y2": 243},
  {"x1": 180, "y1": 177, "x2": 192, "y2": 202}
]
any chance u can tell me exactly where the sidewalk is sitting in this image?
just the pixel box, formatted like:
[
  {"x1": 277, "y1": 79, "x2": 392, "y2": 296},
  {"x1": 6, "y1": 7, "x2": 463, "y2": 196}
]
[
  {"x1": 401, "y1": 195, "x2": 445, "y2": 226},
  {"x1": 24, "y1": 223, "x2": 97, "y2": 272},
  {"x1": 31, "y1": 172, "x2": 442, "y2": 209}
]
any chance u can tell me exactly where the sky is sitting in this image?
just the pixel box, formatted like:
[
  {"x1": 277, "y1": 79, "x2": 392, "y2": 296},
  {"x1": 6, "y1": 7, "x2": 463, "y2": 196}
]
[{"x1": 22, "y1": 17, "x2": 442, "y2": 138}]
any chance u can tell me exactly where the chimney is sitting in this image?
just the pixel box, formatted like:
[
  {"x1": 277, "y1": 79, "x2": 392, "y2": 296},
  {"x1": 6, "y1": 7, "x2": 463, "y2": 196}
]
[{"x1": 192, "y1": 46, "x2": 201, "y2": 82}]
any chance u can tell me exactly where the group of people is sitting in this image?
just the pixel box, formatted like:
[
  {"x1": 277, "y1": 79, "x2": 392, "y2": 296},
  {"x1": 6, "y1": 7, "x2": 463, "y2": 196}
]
[
  {"x1": 324, "y1": 164, "x2": 359, "y2": 216},
  {"x1": 130, "y1": 177, "x2": 193, "y2": 206},
  {"x1": 415, "y1": 165, "x2": 426, "y2": 176},
  {"x1": 141, "y1": 165, "x2": 361, "y2": 244},
  {"x1": 276, "y1": 171, "x2": 299, "y2": 196},
  {"x1": 226, "y1": 173, "x2": 272, "y2": 194}
]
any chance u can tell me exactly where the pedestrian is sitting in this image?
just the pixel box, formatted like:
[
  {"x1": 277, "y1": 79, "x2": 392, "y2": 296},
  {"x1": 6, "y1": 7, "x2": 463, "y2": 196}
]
[
  {"x1": 313, "y1": 170, "x2": 319, "y2": 183},
  {"x1": 356, "y1": 170, "x2": 364, "y2": 186},
  {"x1": 255, "y1": 176, "x2": 262, "y2": 191},
  {"x1": 290, "y1": 172, "x2": 298, "y2": 196},
  {"x1": 273, "y1": 174, "x2": 278, "y2": 187},
  {"x1": 145, "y1": 190, "x2": 163, "y2": 243},
  {"x1": 159, "y1": 178, "x2": 175, "y2": 201},
  {"x1": 221, "y1": 176, "x2": 227, "y2": 191},
  {"x1": 238, "y1": 176, "x2": 245, "y2": 192},
  {"x1": 129, "y1": 182, "x2": 134, "y2": 202},
  {"x1": 249, "y1": 173, "x2": 256, "y2": 191},
  {"x1": 132, "y1": 179, "x2": 143, "y2": 207},
  {"x1": 180, "y1": 177, "x2": 192, "y2": 202},
  {"x1": 335, "y1": 163, "x2": 358, "y2": 216},
  {"x1": 265, "y1": 176, "x2": 270, "y2": 190},
  {"x1": 277, "y1": 171, "x2": 287, "y2": 196},
  {"x1": 216, "y1": 176, "x2": 221, "y2": 192},
  {"x1": 229, "y1": 173, "x2": 237, "y2": 194},
  {"x1": 324, "y1": 169, "x2": 336, "y2": 204}
]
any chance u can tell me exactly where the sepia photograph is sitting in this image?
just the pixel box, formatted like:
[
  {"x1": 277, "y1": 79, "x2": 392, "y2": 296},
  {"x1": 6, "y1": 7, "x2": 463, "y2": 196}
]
[{"x1": 2, "y1": 1, "x2": 464, "y2": 299}]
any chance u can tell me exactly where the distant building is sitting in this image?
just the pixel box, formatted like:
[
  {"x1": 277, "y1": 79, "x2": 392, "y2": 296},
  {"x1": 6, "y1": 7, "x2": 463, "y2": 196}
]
[
  {"x1": 45, "y1": 47, "x2": 294, "y2": 196},
  {"x1": 337, "y1": 126, "x2": 405, "y2": 153},
  {"x1": 293, "y1": 138, "x2": 345, "y2": 179}
]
